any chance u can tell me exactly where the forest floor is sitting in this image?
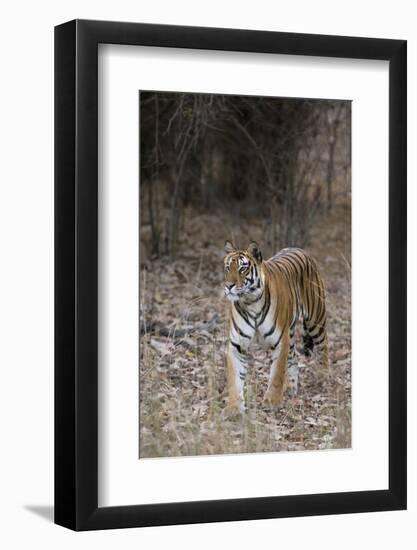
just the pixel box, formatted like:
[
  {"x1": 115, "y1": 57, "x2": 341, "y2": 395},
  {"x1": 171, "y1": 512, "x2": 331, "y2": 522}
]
[{"x1": 139, "y1": 202, "x2": 351, "y2": 458}]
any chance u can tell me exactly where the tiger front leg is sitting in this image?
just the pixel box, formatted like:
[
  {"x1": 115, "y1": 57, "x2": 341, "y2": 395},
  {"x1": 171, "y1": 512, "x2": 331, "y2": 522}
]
[
  {"x1": 264, "y1": 329, "x2": 289, "y2": 407},
  {"x1": 225, "y1": 341, "x2": 248, "y2": 415}
]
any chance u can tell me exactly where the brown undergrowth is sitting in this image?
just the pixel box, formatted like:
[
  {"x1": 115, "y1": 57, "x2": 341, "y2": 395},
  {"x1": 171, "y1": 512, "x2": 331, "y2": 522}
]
[{"x1": 139, "y1": 203, "x2": 351, "y2": 458}]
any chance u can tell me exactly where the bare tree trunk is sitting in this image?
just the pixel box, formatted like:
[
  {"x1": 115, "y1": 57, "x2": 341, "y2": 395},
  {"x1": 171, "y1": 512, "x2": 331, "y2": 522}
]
[
  {"x1": 168, "y1": 156, "x2": 187, "y2": 260},
  {"x1": 148, "y1": 94, "x2": 160, "y2": 255},
  {"x1": 200, "y1": 141, "x2": 212, "y2": 210},
  {"x1": 270, "y1": 201, "x2": 278, "y2": 254},
  {"x1": 327, "y1": 133, "x2": 335, "y2": 212},
  {"x1": 326, "y1": 103, "x2": 343, "y2": 212}
]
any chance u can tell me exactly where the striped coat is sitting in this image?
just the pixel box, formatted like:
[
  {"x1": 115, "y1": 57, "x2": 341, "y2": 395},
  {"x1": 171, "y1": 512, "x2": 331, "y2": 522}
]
[{"x1": 223, "y1": 241, "x2": 328, "y2": 413}]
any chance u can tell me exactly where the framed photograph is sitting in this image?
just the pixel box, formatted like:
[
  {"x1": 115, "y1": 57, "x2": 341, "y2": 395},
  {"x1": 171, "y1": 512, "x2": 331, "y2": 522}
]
[{"x1": 55, "y1": 19, "x2": 406, "y2": 530}]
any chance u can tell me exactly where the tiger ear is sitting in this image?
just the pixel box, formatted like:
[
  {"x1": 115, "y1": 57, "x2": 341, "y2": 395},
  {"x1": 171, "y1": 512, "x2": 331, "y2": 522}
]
[
  {"x1": 224, "y1": 240, "x2": 236, "y2": 254},
  {"x1": 247, "y1": 241, "x2": 262, "y2": 263}
]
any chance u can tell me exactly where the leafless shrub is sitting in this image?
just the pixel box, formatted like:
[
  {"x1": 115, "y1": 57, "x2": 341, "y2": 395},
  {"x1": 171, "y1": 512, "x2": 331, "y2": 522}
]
[{"x1": 140, "y1": 92, "x2": 351, "y2": 258}]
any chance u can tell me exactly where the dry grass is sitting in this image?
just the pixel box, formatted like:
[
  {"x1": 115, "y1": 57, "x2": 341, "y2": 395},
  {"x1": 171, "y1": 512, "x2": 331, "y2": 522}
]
[{"x1": 139, "y1": 203, "x2": 351, "y2": 458}]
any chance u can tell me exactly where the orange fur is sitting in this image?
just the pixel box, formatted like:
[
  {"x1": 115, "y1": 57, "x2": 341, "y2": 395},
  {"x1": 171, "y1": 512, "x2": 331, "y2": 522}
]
[{"x1": 223, "y1": 242, "x2": 328, "y2": 411}]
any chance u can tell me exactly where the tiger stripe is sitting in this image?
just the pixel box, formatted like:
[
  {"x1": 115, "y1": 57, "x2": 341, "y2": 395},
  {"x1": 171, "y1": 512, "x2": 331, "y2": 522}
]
[{"x1": 223, "y1": 241, "x2": 329, "y2": 412}]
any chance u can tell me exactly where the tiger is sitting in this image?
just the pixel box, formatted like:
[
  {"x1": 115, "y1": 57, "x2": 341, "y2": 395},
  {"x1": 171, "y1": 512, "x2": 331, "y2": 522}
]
[{"x1": 223, "y1": 240, "x2": 329, "y2": 413}]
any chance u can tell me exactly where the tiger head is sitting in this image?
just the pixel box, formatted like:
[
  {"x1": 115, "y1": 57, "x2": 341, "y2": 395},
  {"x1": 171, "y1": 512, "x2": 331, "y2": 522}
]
[{"x1": 223, "y1": 240, "x2": 263, "y2": 302}]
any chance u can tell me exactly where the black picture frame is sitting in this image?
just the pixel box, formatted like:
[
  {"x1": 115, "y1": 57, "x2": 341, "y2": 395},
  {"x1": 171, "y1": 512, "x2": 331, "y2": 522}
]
[{"x1": 55, "y1": 19, "x2": 407, "y2": 531}]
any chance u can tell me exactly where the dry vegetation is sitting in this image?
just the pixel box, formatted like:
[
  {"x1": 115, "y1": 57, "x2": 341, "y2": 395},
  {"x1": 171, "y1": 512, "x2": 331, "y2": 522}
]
[
  {"x1": 139, "y1": 92, "x2": 351, "y2": 458},
  {"x1": 139, "y1": 202, "x2": 351, "y2": 458}
]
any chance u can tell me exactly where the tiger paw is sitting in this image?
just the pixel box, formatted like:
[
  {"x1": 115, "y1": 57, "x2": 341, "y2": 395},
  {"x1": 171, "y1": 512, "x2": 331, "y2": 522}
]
[
  {"x1": 221, "y1": 402, "x2": 245, "y2": 420},
  {"x1": 263, "y1": 387, "x2": 284, "y2": 408}
]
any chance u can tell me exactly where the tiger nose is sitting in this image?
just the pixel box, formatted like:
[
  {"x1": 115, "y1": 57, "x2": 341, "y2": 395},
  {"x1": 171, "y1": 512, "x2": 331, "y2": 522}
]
[{"x1": 225, "y1": 282, "x2": 235, "y2": 290}]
